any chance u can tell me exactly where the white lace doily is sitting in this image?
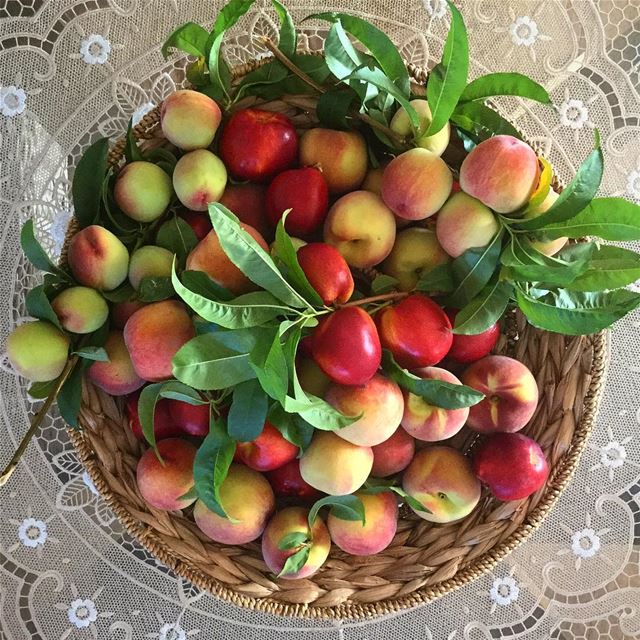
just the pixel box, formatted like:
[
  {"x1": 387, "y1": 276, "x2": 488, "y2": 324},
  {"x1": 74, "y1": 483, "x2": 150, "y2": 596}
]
[{"x1": 1, "y1": 1, "x2": 640, "y2": 638}]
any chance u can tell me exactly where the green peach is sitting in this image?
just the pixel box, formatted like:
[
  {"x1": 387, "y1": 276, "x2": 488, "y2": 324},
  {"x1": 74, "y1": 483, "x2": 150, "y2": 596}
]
[
  {"x1": 173, "y1": 149, "x2": 227, "y2": 211},
  {"x1": 525, "y1": 190, "x2": 568, "y2": 256},
  {"x1": 114, "y1": 161, "x2": 173, "y2": 222},
  {"x1": 128, "y1": 245, "x2": 174, "y2": 290},
  {"x1": 390, "y1": 99, "x2": 450, "y2": 156},
  {"x1": 51, "y1": 286, "x2": 108, "y2": 334}
]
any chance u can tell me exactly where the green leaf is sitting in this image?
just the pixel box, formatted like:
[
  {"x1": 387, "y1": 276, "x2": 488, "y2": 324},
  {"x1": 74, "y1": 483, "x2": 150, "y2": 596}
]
[
  {"x1": 181, "y1": 270, "x2": 234, "y2": 302},
  {"x1": 309, "y1": 12, "x2": 410, "y2": 93},
  {"x1": 208, "y1": 204, "x2": 310, "y2": 309},
  {"x1": 516, "y1": 136, "x2": 604, "y2": 230},
  {"x1": 278, "y1": 531, "x2": 309, "y2": 551},
  {"x1": 460, "y1": 72, "x2": 551, "y2": 104},
  {"x1": 362, "y1": 483, "x2": 430, "y2": 513},
  {"x1": 227, "y1": 378, "x2": 268, "y2": 441},
  {"x1": 156, "y1": 216, "x2": 199, "y2": 265},
  {"x1": 172, "y1": 266, "x2": 291, "y2": 328},
  {"x1": 178, "y1": 486, "x2": 199, "y2": 502},
  {"x1": 391, "y1": 486, "x2": 431, "y2": 514},
  {"x1": 323, "y1": 21, "x2": 371, "y2": 85},
  {"x1": 20, "y1": 220, "x2": 62, "y2": 275},
  {"x1": 415, "y1": 262, "x2": 455, "y2": 293},
  {"x1": 565, "y1": 245, "x2": 640, "y2": 292},
  {"x1": 447, "y1": 231, "x2": 503, "y2": 308},
  {"x1": 382, "y1": 350, "x2": 484, "y2": 409},
  {"x1": 137, "y1": 383, "x2": 165, "y2": 451},
  {"x1": 425, "y1": 1, "x2": 469, "y2": 136},
  {"x1": 316, "y1": 88, "x2": 358, "y2": 130},
  {"x1": 137, "y1": 276, "x2": 174, "y2": 303},
  {"x1": 451, "y1": 102, "x2": 522, "y2": 140},
  {"x1": 161, "y1": 22, "x2": 209, "y2": 58},
  {"x1": 102, "y1": 282, "x2": 135, "y2": 303},
  {"x1": 249, "y1": 327, "x2": 289, "y2": 402},
  {"x1": 515, "y1": 287, "x2": 640, "y2": 335},
  {"x1": 73, "y1": 346, "x2": 109, "y2": 362},
  {"x1": 273, "y1": 213, "x2": 324, "y2": 307},
  {"x1": 193, "y1": 418, "x2": 236, "y2": 519},
  {"x1": 272, "y1": 0, "x2": 296, "y2": 57},
  {"x1": 25, "y1": 285, "x2": 62, "y2": 328},
  {"x1": 172, "y1": 331, "x2": 261, "y2": 390},
  {"x1": 370, "y1": 274, "x2": 399, "y2": 295},
  {"x1": 158, "y1": 380, "x2": 208, "y2": 405},
  {"x1": 535, "y1": 197, "x2": 640, "y2": 241},
  {"x1": 235, "y1": 60, "x2": 289, "y2": 99},
  {"x1": 124, "y1": 119, "x2": 143, "y2": 163},
  {"x1": 308, "y1": 495, "x2": 365, "y2": 527},
  {"x1": 29, "y1": 378, "x2": 60, "y2": 399},
  {"x1": 57, "y1": 360, "x2": 87, "y2": 429},
  {"x1": 277, "y1": 545, "x2": 311, "y2": 578},
  {"x1": 453, "y1": 280, "x2": 512, "y2": 335},
  {"x1": 72, "y1": 138, "x2": 110, "y2": 228},
  {"x1": 268, "y1": 403, "x2": 314, "y2": 451}
]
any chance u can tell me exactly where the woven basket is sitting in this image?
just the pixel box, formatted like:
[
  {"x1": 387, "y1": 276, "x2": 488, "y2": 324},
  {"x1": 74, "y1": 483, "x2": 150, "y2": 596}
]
[{"x1": 65, "y1": 58, "x2": 609, "y2": 619}]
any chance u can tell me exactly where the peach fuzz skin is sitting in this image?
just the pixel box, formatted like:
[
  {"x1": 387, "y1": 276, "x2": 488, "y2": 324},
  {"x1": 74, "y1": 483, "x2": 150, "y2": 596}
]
[
  {"x1": 459, "y1": 135, "x2": 539, "y2": 214},
  {"x1": 136, "y1": 439, "x2": 197, "y2": 511},
  {"x1": 462, "y1": 355, "x2": 539, "y2": 434},
  {"x1": 186, "y1": 224, "x2": 268, "y2": 295},
  {"x1": 299, "y1": 128, "x2": 368, "y2": 194},
  {"x1": 299, "y1": 431, "x2": 373, "y2": 496},
  {"x1": 67, "y1": 225, "x2": 129, "y2": 291},
  {"x1": 381, "y1": 148, "x2": 453, "y2": 220},
  {"x1": 124, "y1": 300, "x2": 195, "y2": 382},
  {"x1": 325, "y1": 373, "x2": 404, "y2": 447},
  {"x1": 327, "y1": 491, "x2": 398, "y2": 556},
  {"x1": 114, "y1": 161, "x2": 173, "y2": 222},
  {"x1": 51, "y1": 286, "x2": 108, "y2": 334},
  {"x1": 172, "y1": 149, "x2": 227, "y2": 211},
  {"x1": 261, "y1": 507, "x2": 331, "y2": 579},
  {"x1": 88, "y1": 330, "x2": 144, "y2": 396},
  {"x1": 160, "y1": 89, "x2": 221, "y2": 150},
  {"x1": 370, "y1": 428, "x2": 415, "y2": 477},
  {"x1": 402, "y1": 446, "x2": 481, "y2": 523},
  {"x1": 193, "y1": 464, "x2": 275, "y2": 544},
  {"x1": 401, "y1": 367, "x2": 469, "y2": 442}
]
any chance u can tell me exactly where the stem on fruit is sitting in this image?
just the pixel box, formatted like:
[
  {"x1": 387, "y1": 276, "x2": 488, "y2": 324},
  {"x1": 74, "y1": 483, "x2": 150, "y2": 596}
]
[
  {"x1": 0, "y1": 356, "x2": 79, "y2": 488},
  {"x1": 258, "y1": 38, "x2": 409, "y2": 148},
  {"x1": 340, "y1": 291, "x2": 409, "y2": 308}
]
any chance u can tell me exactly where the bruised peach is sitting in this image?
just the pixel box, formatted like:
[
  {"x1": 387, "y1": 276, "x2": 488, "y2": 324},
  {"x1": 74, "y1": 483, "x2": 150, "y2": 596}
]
[
  {"x1": 325, "y1": 373, "x2": 404, "y2": 447},
  {"x1": 160, "y1": 89, "x2": 221, "y2": 150},
  {"x1": 401, "y1": 367, "x2": 469, "y2": 441},
  {"x1": 327, "y1": 491, "x2": 398, "y2": 556},
  {"x1": 88, "y1": 330, "x2": 144, "y2": 396},
  {"x1": 261, "y1": 507, "x2": 331, "y2": 579},
  {"x1": 51, "y1": 286, "x2": 108, "y2": 334},
  {"x1": 128, "y1": 245, "x2": 174, "y2": 290},
  {"x1": 299, "y1": 431, "x2": 373, "y2": 496},
  {"x1": 114, "y1": 161, "x2": 173, "y2": 222},
  {"x1": 193, "y1": 464, "x2": 275, "y2": 544},
  {"x1": 124, "y1": 300, "x2": 195, "y2": 382},
  {"x1": 370, "y1": 428, "x2": 415, "y2": 477},
  {"x1": 402, "y1": 446, "x2": 481, "y2": 523},
  {"x1": 173, "y1": 149, "x2": 227, "y2": 211},
  {"x1": 462, "y1": 355, "x2": 539, "y2": 433},
  {"x1": 136, "y1": 438, "x2": 197, "y2": 511},
  {"x1": 459, "y1": 135, "x2": 539, "y2": 214}
]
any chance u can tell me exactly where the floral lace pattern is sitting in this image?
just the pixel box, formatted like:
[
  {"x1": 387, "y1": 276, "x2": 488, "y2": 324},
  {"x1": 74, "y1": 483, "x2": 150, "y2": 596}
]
[{"x1": 0, "y1": 1, "x2": 639, "y2": 638}]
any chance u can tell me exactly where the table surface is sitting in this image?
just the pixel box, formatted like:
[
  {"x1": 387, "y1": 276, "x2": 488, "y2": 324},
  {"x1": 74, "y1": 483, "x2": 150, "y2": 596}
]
[{"x1": 1, "y1": 1, "x2": 640, "y2": 638}]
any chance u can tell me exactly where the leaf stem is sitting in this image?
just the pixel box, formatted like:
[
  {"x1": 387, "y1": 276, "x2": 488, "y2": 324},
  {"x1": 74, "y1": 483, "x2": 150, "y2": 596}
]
[
  {"x1": 0, "y1": 355, "x2": 79, "y2": 487},
  {"x1": 340, "y1": 291, "x2": 409, "y2": 308}
]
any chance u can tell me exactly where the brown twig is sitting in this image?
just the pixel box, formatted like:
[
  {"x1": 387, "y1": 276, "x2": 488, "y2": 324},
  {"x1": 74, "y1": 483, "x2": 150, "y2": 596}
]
[
  {"x1": 0, "y1": 355, "x2": 79, "y2": 487},
  {"x1": 340, "y1": 291, "x2": 409, "y2": 308}
]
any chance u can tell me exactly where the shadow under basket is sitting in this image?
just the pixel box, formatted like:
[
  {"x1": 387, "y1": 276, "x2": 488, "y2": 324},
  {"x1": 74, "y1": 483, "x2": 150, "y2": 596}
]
[{"x1": 65, "y1": 58, "x2": 609, "y2": 619}]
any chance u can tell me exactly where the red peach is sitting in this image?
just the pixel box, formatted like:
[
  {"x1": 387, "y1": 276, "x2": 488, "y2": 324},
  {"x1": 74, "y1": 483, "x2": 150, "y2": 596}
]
[
  {"x1": 126, "y1": 391, "x2": 182, "y2": 441},
  {"x1": 167, "y1": 398, "x2": 209, "y2": 437},
  {"x1": 178, "y1": 209, "x2": 212, "y2": 241},
  {"x1": 266, "y1": 459, "x2": 323, "y2": 501},
  {"x1": 234, "y1": 421, "x2": 299, "y2": 472},
  {"x1": 370, "y1": 428, "x2": 415, "y2": 477},
  {"x1": 111, "y1": 300, "x2": 147, "y2": 330},
  {"x1": 297, "y1": 243, "x2": 354, "y2": 305},
  {"x1": 88, "y1": 330, "x2": 144, "y2": 396},
  {"x1": 219, "y1": 184, "x2": 269, "y2": 237},
  {"x1": 446, "y1": 309, "x2": 500, "y2": 363}
]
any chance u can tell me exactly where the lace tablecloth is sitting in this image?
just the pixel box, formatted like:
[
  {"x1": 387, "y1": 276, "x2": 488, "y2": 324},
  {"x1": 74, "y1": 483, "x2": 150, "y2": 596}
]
[{"x1": 1, "y1": 1, "x2": 640, "y2": 638}]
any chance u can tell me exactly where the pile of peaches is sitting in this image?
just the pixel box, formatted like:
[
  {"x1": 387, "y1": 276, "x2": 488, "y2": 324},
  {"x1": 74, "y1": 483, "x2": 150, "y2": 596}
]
[{"x1": 6, "y1": 88, "x2": 553, "y2": 579}]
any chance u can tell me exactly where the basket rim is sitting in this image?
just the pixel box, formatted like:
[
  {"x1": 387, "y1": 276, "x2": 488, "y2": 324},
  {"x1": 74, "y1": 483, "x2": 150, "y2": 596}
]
[{"x1": 66, "y1": 55, "x2": 611, "y2": 620}]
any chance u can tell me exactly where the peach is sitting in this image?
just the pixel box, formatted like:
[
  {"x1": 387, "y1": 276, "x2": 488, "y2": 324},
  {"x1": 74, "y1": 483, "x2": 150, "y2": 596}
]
[
  {"x1": 299, "y1": 431, "x2": 373, "y2": 495},
  {"x1": 136, "y1": 438, "x2": 197, "y2": 511},
  {"x1": 323, "y1": 191, "x2": 396, "y2": 269},
  {"x1": 525, "y1": 190, "x2": 568, "y2": 256},
  {"x1": 362, "y1": 166, "x2": 384, "y2": 195},
  {"x1": 219, "y1": 183, "x2": 269, "y2": 237},
  {"x1": 297, "y1": 242, "x2": 354, "y2": 305},
  {"x1": 193, "y1": 464, "x2": 275, "y2": 544},
  {"x1": 123, "y1": 300, "x2": 195, "y2": 382},
  {"x1": 266, "y1": 460, "x2": 322, "y2": 501},
  {"x1": 327, "y1": 491, "x2": 398, "y2": 556},
  {"x1": 461, "y1": 355, "x2": 539, "y2": 433},
  {"x1": 299, "y1": 128, "x2": 368, "y2": 194},
  {"x1": 381, "y1": 227, "x2": 450, "y2": 291},
  {"x1": 390, "y1": 99, "x2": 450, "y2": 156},
  {"x1": 51, "y1": 286, "x2": 108, "y2": 334},
  {"x1": 459, "y1": 135, "x2": 539, "y2": 213},
  {"x1": 370, "y1": 427, "x2": 415, "y2": 477},
  {"x1": 234, "y1": 421, "x2": 299, "y2": 472},
  {"x1": 114, "y1": 161, "x2": 173, "y2": 222},
  {"x1": 296, "y1": 357, "x2": 331, "y2": 398},
  {"x1": 111, "y1": 300, "x2": 146, "y2": 330},
  {"x1": 128, "y1": 245, "x2": 174, "y2": 290},
  {"x1": 166, "y1": 398, "x2": 209, "y2": 437},
  {"x1": 126, "y1": 391, "x2": 182, "y2": 441},
  {"x1": 261, "y1": 507, "x2": 331, "y2": 579},
  {"x1": 435, "y1": 192, "x2": 500, "y2": 258},
  {"x1": 401, "y1": 367, "x2": 469, "y2": 441},
  {"x1": 381, "y1": 148, "x2": 453, "y2": 220},
  {"x1": 402, "y1": 446, "x2": 481, "y2": 523},
  {"x1": 67, "y1": 225, "x2": 129, "y2": 291},
  {"x1": 173, "y1": 149, "x2": 227, "y2": 211},
  {"x1": 186, "y1": 224, "x2": 268, "y2": 295},
  {"x1": 6, "y1": 321, "x2": 70, "y2": 382},
  {"x1": 446, "y1": 309, "x2": 500, "y2": 363},
  {"x1": 88, "y1": 330, "x2": 144, "y2": 396},
  {"x1": 160, "y1": 89, "x2": 221, "y2": 150},
  {"x1": 325, "y1": 373, "x2": 404, "y2": 447}
]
